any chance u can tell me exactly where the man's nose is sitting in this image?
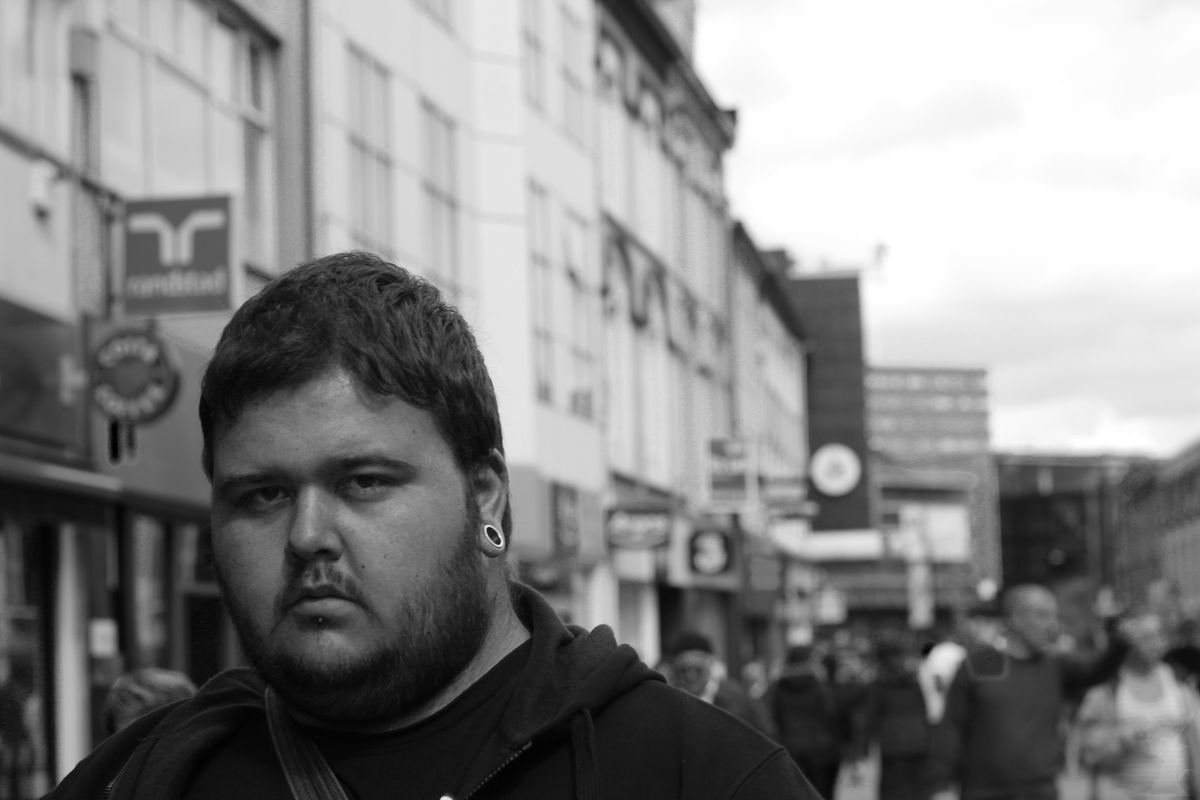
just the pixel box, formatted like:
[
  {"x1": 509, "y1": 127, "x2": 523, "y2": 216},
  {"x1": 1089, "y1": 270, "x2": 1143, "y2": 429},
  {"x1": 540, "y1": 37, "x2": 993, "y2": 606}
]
[{"x1": 286, "y1": 488, "x2": 344, "y2": 561}]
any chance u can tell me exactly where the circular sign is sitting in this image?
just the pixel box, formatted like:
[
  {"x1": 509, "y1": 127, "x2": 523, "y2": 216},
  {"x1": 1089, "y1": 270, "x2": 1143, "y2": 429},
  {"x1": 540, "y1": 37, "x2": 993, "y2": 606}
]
[
  {"x1": 809, "y1": 443, "x2": 862, "y2": 498},
  {"x1": 90, "y1": 329, "x2": 180, "y2": 424}
]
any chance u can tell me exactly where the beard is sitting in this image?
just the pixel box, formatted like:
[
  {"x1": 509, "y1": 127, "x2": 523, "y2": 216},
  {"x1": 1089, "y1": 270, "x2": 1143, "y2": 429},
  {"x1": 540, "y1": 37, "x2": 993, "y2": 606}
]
[{"x1": 217, "y1": 506, "x2": 492, "y2": 727}]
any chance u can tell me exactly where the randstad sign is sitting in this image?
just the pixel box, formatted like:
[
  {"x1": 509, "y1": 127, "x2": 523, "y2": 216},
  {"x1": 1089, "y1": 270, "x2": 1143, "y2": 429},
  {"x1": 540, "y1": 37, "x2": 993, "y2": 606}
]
[{"x1": 123, "y1": 196, "x2": 232, "y2": 315}]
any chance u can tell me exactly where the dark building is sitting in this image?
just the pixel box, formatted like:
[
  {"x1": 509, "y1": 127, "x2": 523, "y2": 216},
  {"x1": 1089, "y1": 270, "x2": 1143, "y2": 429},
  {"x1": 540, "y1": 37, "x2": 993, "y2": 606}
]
[
  {"x1": 1115, "y1": 439, "x2": 1200, "y2": 615},
  {"x1": 782, "y1": 269, "x2": 872, "y2": 532},
  {"x1": 996, "y1": 453, "x2": 1149, "y2": 640}
]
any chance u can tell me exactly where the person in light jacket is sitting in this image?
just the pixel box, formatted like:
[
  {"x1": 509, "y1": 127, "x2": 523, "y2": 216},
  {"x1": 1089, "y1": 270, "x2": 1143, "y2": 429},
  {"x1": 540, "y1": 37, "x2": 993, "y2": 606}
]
[{"x1": 1077, "y1": 609, "x2": 1200, "y2": 800}]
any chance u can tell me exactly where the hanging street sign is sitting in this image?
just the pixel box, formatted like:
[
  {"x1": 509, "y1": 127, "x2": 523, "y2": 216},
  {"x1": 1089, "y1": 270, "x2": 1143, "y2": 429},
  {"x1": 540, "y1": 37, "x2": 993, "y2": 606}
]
[
  {"x1": 123, "y1": 195, "x2": 233, "y2": 315},
  {"x1": 89, "y1": 328, "x2": 180, "y2": 424}
]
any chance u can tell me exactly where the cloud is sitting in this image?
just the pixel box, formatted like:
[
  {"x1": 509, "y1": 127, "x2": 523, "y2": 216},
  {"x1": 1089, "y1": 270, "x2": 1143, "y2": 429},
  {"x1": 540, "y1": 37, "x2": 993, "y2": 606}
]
[{"x1": 696, "y1": 0, "x2": 1200, "y2": 456}]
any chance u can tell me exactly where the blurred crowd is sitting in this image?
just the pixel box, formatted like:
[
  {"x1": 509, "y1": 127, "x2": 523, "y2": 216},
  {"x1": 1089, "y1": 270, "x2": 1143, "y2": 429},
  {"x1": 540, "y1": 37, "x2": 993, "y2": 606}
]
[{"x1": 658, "y1": 585, "x2": 1200, "y2": 800}]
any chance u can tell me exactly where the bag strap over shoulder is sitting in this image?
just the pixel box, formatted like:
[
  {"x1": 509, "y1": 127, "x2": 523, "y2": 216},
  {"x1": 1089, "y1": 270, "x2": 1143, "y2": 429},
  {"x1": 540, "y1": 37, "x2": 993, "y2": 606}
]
[{"x1": 264, "y1": 687, "x2": 351, "y2": 800}]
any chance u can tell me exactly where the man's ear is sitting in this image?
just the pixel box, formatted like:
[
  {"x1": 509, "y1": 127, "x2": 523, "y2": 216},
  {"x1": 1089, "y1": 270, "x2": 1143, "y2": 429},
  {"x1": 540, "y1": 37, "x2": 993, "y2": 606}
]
[{"x1": 471, "y1": 448, "x2": 509, "y2": 524}]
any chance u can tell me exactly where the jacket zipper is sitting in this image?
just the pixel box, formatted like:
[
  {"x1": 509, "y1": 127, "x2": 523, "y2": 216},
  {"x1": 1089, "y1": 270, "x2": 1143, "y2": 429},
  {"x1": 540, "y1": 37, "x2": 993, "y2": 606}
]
[
  {"x1": 100, "y1": 750, "x2": 137, "y2": 800},
  {"x1": 460, "y1": 741, "x2": 533, "y2": 800}
]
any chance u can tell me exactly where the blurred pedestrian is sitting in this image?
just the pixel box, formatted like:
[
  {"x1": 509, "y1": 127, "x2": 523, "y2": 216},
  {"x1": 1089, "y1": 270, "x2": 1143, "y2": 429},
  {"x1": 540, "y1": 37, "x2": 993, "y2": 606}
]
[
  {"x1": 46, "y1": 253, "x2": 817, "y2": 800},
  {"x1": 767, "y1": 644, "x2": 848, "y2": 799},
  {"x1": 666, "y1": 630, "x2": 776, "y2": 738},
  {"x1": 864, "y1": 638, "x2": 931, "y2": 800},
  {"x1": 1077, "y1": 610, "x2": 1200, "y2": 800},
  {"x1": 918, "y1": 625, "x2": 968, "y2": 725},
  {"x1": 927, "y1": 584, "x2": 1127, "y2": 800},
  {"x1": 101, "y1": 669, "x2": 197, "y2": 735},
  {"x1": 0, "y1": 677, "x2": 29, "y2": 800}
]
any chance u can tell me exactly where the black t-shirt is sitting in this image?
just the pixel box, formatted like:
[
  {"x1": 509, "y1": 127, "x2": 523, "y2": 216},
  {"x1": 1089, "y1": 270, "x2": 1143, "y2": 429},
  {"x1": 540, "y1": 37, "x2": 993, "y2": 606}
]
[{"x1": 184, "y1": 642, "x2": 531, "y2": 800}]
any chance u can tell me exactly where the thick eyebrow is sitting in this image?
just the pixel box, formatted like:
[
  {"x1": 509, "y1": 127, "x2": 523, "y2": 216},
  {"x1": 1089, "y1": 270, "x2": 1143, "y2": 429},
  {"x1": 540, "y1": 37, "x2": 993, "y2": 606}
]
[
  {"x1": 214, "y1": 455, "x2": 417, "y2": 498},
  {"x1": 315, "y1": 455, "x2": 417, "y2": 483}
]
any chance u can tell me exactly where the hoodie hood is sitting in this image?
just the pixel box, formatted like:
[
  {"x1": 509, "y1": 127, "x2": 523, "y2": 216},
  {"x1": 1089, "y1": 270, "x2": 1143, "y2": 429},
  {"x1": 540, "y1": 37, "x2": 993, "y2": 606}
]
[{"x1": 456, "y1": 583, "x2": 662, "y2": 799}]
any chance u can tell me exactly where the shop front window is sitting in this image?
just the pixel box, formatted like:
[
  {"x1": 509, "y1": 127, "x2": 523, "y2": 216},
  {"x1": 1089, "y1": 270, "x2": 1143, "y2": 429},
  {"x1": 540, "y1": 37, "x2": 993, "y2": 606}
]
[{"x1": 0, "y1": 514, "x2": 53, "y2": 798}]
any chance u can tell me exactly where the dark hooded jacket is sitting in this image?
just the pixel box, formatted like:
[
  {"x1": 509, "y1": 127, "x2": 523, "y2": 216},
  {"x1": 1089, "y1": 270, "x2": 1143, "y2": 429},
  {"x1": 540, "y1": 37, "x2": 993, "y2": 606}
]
[
  {"x1": 46, "y1": 585, "x2": 817, "y2": 800},
  {"x1": 767, "y1": 671, "x2": 844, "y2": 764}
]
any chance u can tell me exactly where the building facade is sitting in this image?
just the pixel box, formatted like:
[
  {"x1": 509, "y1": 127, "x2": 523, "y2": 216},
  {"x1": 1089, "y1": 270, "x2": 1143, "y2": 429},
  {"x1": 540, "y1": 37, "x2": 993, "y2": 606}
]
[
  {"x1": 729, "y1": 224, "x2": 809, "y2": 666},
  {"x1": 1114, "y1": 440, "x2": 1200, "y2": 616},
  {"x1": 594, "y1": 0, "x2": 745, "y2": 666},
  {"x1": 0, "y1": 0, "x2": 303, "y2": 782}
]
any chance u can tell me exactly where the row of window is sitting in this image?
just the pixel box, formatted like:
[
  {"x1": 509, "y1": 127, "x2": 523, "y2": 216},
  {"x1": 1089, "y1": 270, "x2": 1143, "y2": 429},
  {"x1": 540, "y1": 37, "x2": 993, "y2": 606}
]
[
  {"x1": 529, "y1": 181, "x2": 597, "y2": 418},
  {"x1": 521, "y1": 0, "x2": 588, "y2": 144},
  {"x1": 596, "y1": 35, "x2": 728, "y2": 307}
]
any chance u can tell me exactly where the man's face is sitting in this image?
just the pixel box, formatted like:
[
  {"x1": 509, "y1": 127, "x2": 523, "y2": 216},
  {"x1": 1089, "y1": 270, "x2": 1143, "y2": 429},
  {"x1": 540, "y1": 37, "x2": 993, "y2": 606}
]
[
  {"x1": 210, "y1": 368, "x2": 492, "y2": 726},
  {"x1": 672, "y1": 650, "x2": 714, "y2": 696},
  {"x1": 1126, "y1": 615, "x2": 1169, "y2": 665},
  {"x1": 1008, "y1": 590, "x2": 1060, "y2": 654}
]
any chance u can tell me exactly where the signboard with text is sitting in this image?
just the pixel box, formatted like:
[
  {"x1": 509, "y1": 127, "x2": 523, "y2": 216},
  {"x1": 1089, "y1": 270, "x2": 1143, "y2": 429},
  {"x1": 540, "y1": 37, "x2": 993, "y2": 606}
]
[
  {"x1": 707, "y1": 438, "x2": 753, "y2": 511},
  {"x1": 123, "y1": 196, "x2": 233, "y2": 315}
]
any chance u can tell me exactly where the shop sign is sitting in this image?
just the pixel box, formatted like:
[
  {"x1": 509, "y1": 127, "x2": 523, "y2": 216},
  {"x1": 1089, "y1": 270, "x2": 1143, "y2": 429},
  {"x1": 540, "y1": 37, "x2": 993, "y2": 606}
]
[
  {"x1": 90, "y1": 328, "x2": 180, "y2": 424},
  {"x1": 124, "y1": 195, "x2": 232, "y2": 315},
  {"x1": 707, "y1": 438, "x2": 753, "y2": 510},
  {"x1": 689, "y1": 528, "x2": 733, "y2": 576},
  {"x1": 606, "y1": 509, "x2": 672, "y2": 550}
]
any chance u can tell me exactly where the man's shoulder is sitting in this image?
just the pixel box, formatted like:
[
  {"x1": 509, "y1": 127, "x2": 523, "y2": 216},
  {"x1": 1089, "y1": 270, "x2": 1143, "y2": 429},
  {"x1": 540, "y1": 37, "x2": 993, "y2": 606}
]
[
  {"x1": 599, "y1": 680, "x2": 778, "y2": 752},
  {"x1": 44, "y1": 668, "x2": 265, "y2": 799}
]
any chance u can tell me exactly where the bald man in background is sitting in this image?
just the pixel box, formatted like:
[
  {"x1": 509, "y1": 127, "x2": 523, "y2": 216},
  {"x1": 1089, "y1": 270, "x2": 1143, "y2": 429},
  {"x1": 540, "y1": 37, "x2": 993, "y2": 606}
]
[{"x1": 928, "y1": 585, "x2": 1127, "y2": 800}]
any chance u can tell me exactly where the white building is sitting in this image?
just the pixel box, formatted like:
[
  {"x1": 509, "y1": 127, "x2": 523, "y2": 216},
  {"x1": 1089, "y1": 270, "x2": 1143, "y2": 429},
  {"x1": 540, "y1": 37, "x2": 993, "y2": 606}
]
[
  {"x1": 304, "y1": 0, "x2": 613, "y2": 628},
  {"x1": 594, "y1": 0, "x2": 740, "y2": 665}
]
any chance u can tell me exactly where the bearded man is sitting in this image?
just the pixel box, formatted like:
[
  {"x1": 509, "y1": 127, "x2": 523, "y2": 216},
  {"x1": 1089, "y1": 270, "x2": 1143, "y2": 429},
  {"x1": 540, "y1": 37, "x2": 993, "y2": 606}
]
[{"x1": 46, "y1": 252, "x2": 816, "y2": 800}]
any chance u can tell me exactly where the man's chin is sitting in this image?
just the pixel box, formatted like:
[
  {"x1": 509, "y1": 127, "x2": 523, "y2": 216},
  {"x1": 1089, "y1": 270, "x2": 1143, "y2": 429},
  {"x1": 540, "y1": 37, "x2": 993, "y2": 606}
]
[{"x1": 256, "y1": 643, "x2": 412, "y2": 725}]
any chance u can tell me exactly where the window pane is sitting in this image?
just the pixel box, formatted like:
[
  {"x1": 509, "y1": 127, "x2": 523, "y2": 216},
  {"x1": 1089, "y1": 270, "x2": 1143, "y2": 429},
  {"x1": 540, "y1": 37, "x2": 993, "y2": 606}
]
[
  {"x1": 246, "y1": 41, "x2": 264, "y2": 110},
  {"x1": 212, "y1": 107, "x2": 242, "y2": 193},
  {"x1": 109, "y1": 0, "x2": 142, "y2": 36},
  {"x1": 244, "y1": 124, "x2": 266, "y2": 263},
  {"x1": 211, "y1": 17, "x2": 238, "y2": 103},
  {"x1": 179, "y1": 0, "x2": 207, "y2": 76},
  {"x1": 152, "y1": 67, "x2": 206, "y2": 192},
  {"x1": 100, "y1": 35, "x2": 145, "y2": 191},
  {"x1": 150, "y1": 0, "x2": 176, "y2": 51}
]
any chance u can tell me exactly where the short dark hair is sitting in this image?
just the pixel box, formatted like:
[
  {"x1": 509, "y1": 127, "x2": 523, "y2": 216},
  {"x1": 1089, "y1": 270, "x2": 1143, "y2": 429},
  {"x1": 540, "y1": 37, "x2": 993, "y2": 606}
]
[
  {"x1": 667, "y1": 630, "x2": 714, "y2": 658},
  {"x1": 199, "y1": 252, "x2": 510, "y2": 533}
]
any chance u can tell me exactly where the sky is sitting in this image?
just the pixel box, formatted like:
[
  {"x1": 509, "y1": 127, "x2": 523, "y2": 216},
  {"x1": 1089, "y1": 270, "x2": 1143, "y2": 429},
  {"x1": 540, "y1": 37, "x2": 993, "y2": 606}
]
[{"x1": 693, "y1": 0, "x2": 1200, "y2": 457}]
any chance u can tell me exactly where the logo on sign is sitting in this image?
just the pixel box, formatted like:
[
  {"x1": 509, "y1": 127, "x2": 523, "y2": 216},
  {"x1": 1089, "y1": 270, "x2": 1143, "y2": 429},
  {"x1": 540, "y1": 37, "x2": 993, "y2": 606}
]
[
  {"x1": 690, "y1": 528, "x2": 732, "y2": 575},
  {"x1": 123, "y1": 196, "x2": 232, "y2": 315},
  {"x1": 90, "y1": 329, "x2": 180, "y2": 424}
]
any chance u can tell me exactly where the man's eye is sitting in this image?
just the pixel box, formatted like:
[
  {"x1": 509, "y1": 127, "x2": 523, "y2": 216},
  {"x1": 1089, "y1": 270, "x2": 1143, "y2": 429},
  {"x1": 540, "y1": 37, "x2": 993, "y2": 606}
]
[
  {"x1": 343, "y1": 475, "x2": 392, "y2": 497},
  {"x1": 238, "y1": 486, "x2": 288, "y2": 511}
]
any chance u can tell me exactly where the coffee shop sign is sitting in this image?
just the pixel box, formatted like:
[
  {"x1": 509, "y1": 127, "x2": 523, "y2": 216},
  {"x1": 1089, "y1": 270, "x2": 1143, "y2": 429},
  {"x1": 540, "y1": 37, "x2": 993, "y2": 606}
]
[{"x1": 90, "y1": 329, "x2": 180, "y2": 424}]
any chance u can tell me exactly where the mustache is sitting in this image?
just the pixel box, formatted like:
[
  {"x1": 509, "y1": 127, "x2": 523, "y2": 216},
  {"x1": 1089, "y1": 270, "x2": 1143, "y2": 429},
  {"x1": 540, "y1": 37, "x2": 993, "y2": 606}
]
[{"x1": 275, "y1": 563, "x2": 367, "y2": 616}]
